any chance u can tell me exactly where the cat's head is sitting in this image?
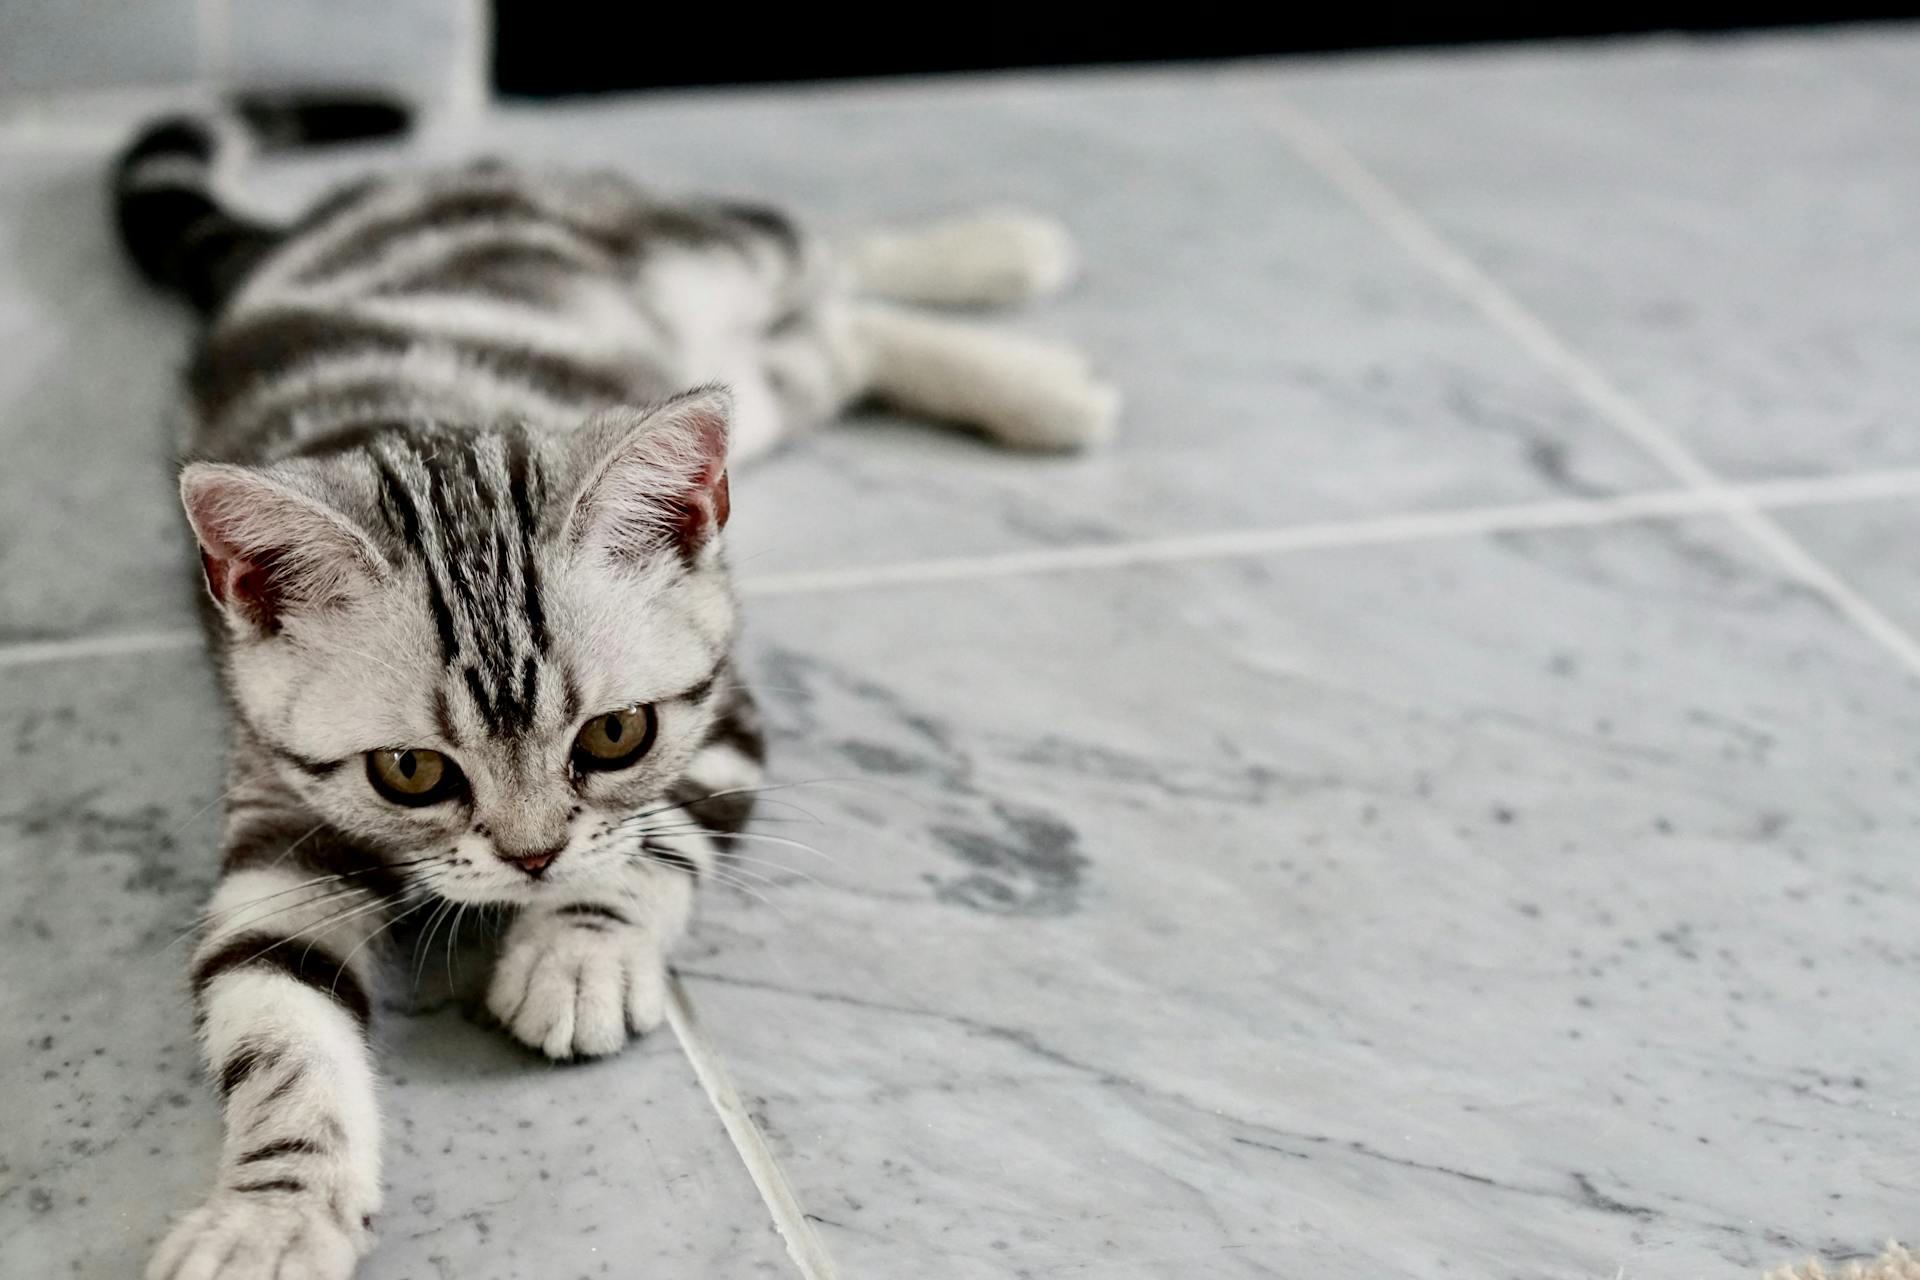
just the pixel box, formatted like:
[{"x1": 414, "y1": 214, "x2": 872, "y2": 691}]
[{"x1": 180, "y1": 388, "x2": 737, "y2": 905}]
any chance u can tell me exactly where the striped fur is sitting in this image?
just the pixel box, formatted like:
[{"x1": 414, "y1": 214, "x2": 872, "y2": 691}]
[{"x1": 123, "y1": 100, "x2": 1117, "y2": 1280}]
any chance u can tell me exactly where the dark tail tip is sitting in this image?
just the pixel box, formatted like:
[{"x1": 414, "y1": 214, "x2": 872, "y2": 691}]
[
  {"x1": 230, "y1": 90, "x2": 413, "y2": 150},
  {"x1": 113, "y1": 91, "x2": 413, "y2": 314},
  {"x1": 113, "y1": 115, "x2": 245, "y2": 311}
]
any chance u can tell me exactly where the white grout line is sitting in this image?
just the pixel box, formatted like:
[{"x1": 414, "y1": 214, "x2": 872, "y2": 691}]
[
  {"x1": 1730, "y1": 467, "x2": 1920, "y2": 507},
  {"x1": 1249, "y1": 91, "x2": 1920, "y2": 682},
  {"x1": 737, "y1": 489, "x2": 1713, "y2": 596},
  {"x1": 663, "y1": 975, "x2": 842, "y2": 1280},
  {"x1": 12, "y1": 467, "x2": 1920, "y2": 673},
  {"x1": 734, "y1": 473, "x2": 1920, "y2": 598},
  {"x1": 0, "y1": 627, "x2": 203, "y2": 671}
]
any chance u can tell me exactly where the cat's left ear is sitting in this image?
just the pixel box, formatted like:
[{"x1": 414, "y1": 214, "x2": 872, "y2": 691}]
[
  {"x1": 565, "y1": 387, "x2": 731, "y2": 563},
  {"x1": 179, "y1": 463, "x2": 388, "y2": 632}
]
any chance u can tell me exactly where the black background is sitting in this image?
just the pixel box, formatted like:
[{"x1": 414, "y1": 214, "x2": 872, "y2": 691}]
[{"x1": 494, "y1": 8, "x2": 1917, "y2": 96}]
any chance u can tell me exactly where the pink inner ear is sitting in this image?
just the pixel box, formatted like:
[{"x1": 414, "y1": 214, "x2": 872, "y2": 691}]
[
  {"x1": 200, "y1": 549, "x2": 271, "y2": 618},
  {"x1": 180, "y1": 463, "x2": 380, "y2": 629},
  {"x1": 674, "y1": 467, "x2": 730, "y2": 548},
  {"x1": 668, "y1": 401, "x2": 731, "y2": 549},
  {"x1": 574, "y1": 391, "x2": 735, "y2": 560},
  {"x1": 185, "y1": 476, "x2": 278, "y2": 622}
]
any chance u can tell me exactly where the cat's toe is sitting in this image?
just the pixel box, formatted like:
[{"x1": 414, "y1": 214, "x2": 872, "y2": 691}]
[
  {"x1": 625, "y1": 951, "x2": 668, "y2": 1035},
  {"x1": 488, "y1": 923, "x2": 668, "y2": 1060},
  {"x1": 148, "y1": 1193, "x2": 362, "y2": 1280}
]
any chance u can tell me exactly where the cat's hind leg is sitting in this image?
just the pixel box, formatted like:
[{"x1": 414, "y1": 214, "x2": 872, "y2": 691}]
[
  {"x1": 845, "y1": 302, "x2": 1120, "y2": 451},
  {"x1": 847, "y1": 210, "x2": 1080, "y2": 308},
  {"x1": 627, "y1": 198, "x2": 1116, "y2": 456}
]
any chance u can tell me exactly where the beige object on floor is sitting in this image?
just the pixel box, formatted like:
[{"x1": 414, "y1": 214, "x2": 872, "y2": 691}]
[{"x1": 1766, "y1": 1242, "x2": 1920, "y2": 1280}]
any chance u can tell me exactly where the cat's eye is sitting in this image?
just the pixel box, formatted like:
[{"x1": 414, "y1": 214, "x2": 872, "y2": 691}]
[
  {"x1": 572, "y1": 704, "x2": 656, "y2": 773},
  {"x1": 366, "y1": 748, "x2": 464, "y2": 806}
]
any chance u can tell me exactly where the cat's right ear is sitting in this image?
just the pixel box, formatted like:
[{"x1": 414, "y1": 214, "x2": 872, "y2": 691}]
[
  {"x1": 179, "y1": 463, "x2": 386, "y2": 632},
  {"x1": 564, "y1": 388, "x2": 733, "y2": 565}
]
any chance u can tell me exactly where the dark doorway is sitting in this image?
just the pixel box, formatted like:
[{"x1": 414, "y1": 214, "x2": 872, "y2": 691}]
[{"x1": 493, "y1": 9, "x2": 1916, "y2": 97}]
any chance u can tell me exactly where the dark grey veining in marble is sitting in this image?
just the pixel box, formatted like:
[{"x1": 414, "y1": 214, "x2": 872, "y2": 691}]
[{"x1": 686, "y1": 522, "x2": 1920, "y2": 1278}]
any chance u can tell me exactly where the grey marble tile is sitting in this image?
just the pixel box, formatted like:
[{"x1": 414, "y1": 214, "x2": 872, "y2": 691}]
[
  {"x1": 0, "y1": 150, "x2": 199, "y2": 644},
  {"x1": 0, "y1": 0, "x2": 473, "y2": 99},
  {"x1": 1777, "y1": 497, "x2": 1920, "y2": 640},
  {"x1": 1268, "y1": 26, "x2": 1920, "y2": 481},
  {"x1": 0, "y1": 655, "x2": 792, "y2": 1278},
  {"x1": 0, "y1": 0, "x2": 200, "y2": 93},
  {"x1": 678, "y1": 518, "x2": 1920, "y2": 1278},
  {"x1": 224, "y1": 0, "x2": 477, "y2": 105}
]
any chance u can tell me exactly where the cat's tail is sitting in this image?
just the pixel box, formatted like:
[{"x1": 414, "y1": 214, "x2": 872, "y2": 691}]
[{"x1": 113, "y1": 92, "x2": 410, "y2": 315}]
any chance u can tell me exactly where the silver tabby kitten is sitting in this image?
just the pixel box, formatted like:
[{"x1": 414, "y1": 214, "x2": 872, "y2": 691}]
[{"x1": 117, "y1": 97, "x2": 1116, "y2": 1280}]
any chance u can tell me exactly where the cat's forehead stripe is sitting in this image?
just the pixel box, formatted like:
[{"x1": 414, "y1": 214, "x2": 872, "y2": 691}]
[{"x1": 364, "y1": 428, "x2": 550, "y2": 738}]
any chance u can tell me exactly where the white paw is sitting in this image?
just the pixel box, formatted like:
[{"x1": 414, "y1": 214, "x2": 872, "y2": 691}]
[
  {"x1": 852, "y1": 209, "x2": 1081, "y2": 307},
  {"x1": 1023, "y1": 370, "x2": 1122, "y2": 450},
  {"x1": 487, "y1": 910, "x2": 669, "y2": 1059},
  {"x1": 148, "y1": 1192, "x2": 366, "y2": 1280},
  {"x1": 980, "y1": 354, "x2": 1122, "y2": 451},
  {"x1": 934, "y1": 209, "x2": 1081, "y2": 304}
]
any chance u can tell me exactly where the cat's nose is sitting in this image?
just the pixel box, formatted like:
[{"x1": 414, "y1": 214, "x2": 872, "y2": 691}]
[{"x1": 502, "y1": 847, "x2": 562, "y2": 878}]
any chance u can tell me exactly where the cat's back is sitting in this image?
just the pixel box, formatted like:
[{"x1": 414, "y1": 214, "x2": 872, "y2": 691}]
[{"x1": 188, "y1": 161, "x2": 682, "y2": 464}]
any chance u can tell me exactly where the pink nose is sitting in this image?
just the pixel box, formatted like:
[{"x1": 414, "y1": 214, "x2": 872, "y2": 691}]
[{"x1": 507, "y1": 851, "x2": 558, "y2": 877}]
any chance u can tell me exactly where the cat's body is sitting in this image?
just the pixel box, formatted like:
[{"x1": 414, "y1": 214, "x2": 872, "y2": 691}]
[{"x1": 121, "y1": 98, "x2": 1115, "y2": 1280}]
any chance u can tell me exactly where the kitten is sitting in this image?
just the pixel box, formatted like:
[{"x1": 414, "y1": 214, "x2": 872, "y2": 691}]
[{"x1": 119, "y1": 96, "x2": 1117, "y2": 1280}]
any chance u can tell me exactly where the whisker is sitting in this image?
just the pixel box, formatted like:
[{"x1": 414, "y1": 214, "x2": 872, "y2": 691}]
[
  {"x1": 445, "y1": 901, "x2": 471, "y2": 990},
  {"x1": 681, "y1": 864, "x2": 783, "y2": 911},
  {"x1": 161, "y1": 786, "x2": 244, "y2": 843},
  {"x1": 616, "y1": 778, "x2": 886, "y2": 830},
  {"x1": 697, "y1": 851, "x2": 822, "y2": 883},
  {"x1": 413, "y1": 898, "x2": 456, "y2": 989},
  {"x1": 269, "y1": 823, "x2": 331, "y2": 867},
  {"x1": 687, "y1": 857, "x2": 783, "y2": 887},
  {"x1": 290, "y1": 890, "x2": 415, "y2": 962},
  {"x1": 176, "y1": 882, "x2": 374, "y2": 952},
  {"x1": 195, "y1": 856, "x2": 439, "y2": 919},
  {"x1": 661, "y1": 801, "x2": 825, "y2": 826},
  {"x1": 621, "y1": 842, "x2": 793, "y2": 900},
  {"x1": 202, "y1": 887, "x2": 406, "y2": 979},
  {"x1": 174, "y1": 856, "x2": 442, "y2": 949},
  {"x1": 641, "y1": 826, "x2": 842, "y2": 865},
  {"x1": 331, "y1": 891, "x2": 435, "y2": 992}
]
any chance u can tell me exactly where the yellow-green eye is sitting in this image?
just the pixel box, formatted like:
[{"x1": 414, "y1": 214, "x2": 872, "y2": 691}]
[
  {"x1": 572, "y1": 704, "x2": 656, "y2": 772},
  {"x1": 366, "y1": 748, "x2": 463, "y2": 806}
]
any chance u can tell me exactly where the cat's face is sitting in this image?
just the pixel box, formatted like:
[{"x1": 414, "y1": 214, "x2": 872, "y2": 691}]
[{"x1": 182, "y1": 391, "x2": 737, "y2": 906}]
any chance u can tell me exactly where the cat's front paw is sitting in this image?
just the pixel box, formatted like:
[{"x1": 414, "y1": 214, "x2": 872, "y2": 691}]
[
  {"x1": 487, "y1": 908, "x2": 669, "y2": 1059},
  {"x1": 148, "y1": 1190, "x2": 368, "y2": 1280}
]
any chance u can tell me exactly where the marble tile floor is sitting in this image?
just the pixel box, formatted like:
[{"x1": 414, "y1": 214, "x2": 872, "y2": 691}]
[{"x1": 6, "y1": 24, "x2": 1920, "y2": 1280}]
